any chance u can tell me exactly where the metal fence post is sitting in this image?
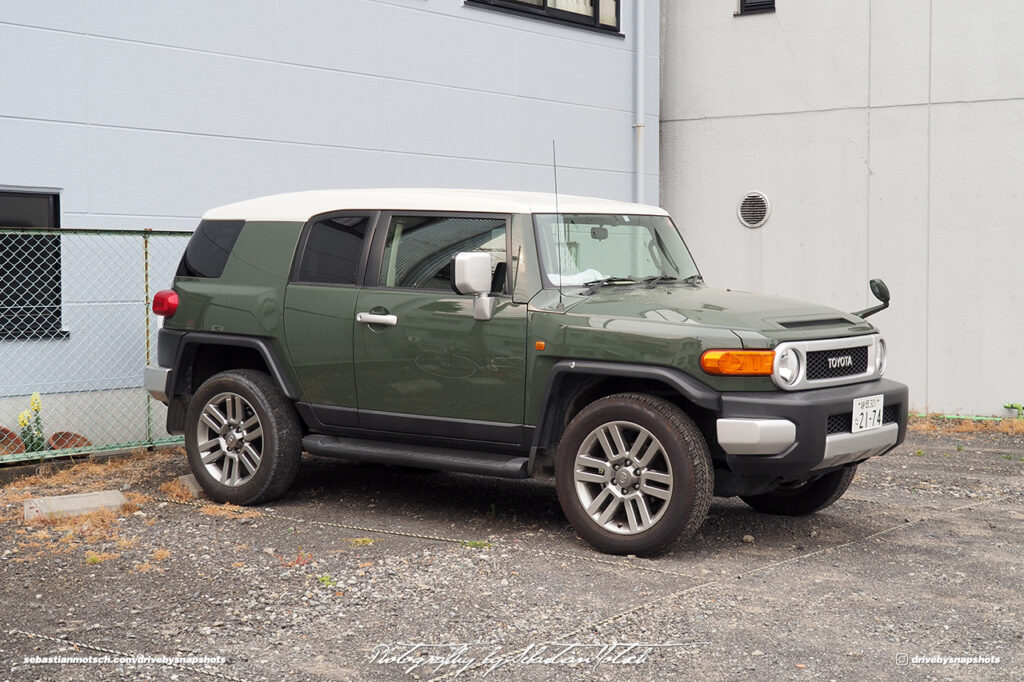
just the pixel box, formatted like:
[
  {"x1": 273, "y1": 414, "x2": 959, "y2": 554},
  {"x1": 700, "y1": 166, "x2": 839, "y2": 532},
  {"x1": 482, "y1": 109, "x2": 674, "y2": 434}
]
[{"x1": 143, "y1": 229, "x2": 153, "y2": 444}]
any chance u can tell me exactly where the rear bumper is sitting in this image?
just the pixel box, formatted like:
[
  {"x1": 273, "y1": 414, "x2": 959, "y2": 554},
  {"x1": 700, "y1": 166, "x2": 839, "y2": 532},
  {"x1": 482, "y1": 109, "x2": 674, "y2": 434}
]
[
  {"x1": 144, "y1": 366, "x2": 171, "y2": 404},
  {"x1": 716, "y1": 378, "x2": 908, "y2": 479}
]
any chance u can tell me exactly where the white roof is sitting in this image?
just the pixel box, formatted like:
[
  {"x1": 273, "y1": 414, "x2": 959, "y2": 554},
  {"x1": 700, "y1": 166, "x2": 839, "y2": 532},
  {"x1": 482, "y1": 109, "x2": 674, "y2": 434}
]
[{"x1": 202, "y1": 188, "x2": 669, "y2": 222}]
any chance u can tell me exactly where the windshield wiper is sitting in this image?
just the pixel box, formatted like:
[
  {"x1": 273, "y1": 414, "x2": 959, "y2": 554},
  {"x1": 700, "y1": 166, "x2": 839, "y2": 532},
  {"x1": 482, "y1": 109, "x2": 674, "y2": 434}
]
[
  {"x1": 581, "y1": 276, "x2": 636, "y2": 295},
  {"x1": 681, "y1": 273, "x2": 704, "y2": 287},
  {"x1": 643, "y1": 275, "x2": 677, "y2": 288}
]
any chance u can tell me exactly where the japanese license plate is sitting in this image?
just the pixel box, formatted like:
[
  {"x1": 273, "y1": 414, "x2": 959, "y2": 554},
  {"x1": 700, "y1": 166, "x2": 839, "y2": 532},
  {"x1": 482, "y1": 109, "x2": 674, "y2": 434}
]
[{"x1": 852, "y1": 394, "x2": 884, "y2": 433}]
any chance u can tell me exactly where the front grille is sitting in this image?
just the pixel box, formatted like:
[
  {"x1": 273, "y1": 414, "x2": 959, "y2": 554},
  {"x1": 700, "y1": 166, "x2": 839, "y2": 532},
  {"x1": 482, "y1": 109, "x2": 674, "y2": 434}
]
[
  {"x1": 882, "y1": 404, "x2": 898, "y2": 425},
  {"x1": 806, "y1": 345, "x2": 868, "y2": 381},
  {"x1": 826, "y1": 413, "x2": 852, "y2": 434},
  {"x1": 827, "y1": 403, "x2": 900, "y2": 435}
]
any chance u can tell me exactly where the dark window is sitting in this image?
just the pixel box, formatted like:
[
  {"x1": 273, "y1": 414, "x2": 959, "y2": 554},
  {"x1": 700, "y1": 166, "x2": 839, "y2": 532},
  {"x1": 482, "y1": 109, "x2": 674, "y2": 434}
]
[
  {"x1": 380, "y1": 216, "x2": 507, "y2": 292},
  {"x1": 295, "y1": 215, "x2": 370, "y2": 285},
  {"x1": 176, "y1": 220, "x2": 245, "y2": 278},
  {"x1": 0, "y1": 190, "x2": 63, "y2": 341},
  {"x1": 736, "y1": 0, "x2": 775, "y2": 15},
  {"x1": 466, "y1": 0, "x2": 619, "y2": 32}
]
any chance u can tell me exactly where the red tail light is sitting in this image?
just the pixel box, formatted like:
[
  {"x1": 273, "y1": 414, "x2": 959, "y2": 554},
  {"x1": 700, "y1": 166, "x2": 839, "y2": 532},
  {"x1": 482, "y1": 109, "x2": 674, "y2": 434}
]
[{"x1": 152, "y1": 289, "x2": 179, "y2": 317}]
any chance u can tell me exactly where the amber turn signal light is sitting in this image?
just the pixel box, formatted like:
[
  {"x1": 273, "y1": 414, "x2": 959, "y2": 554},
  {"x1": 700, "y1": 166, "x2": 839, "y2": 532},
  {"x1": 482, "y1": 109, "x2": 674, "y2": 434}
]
[{"x1": 700, "y1": 349, "x2": 774, "y2": 376}]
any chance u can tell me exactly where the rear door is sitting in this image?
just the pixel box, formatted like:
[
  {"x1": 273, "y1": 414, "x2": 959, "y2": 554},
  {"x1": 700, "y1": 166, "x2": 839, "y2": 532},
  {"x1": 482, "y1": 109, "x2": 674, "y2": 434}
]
[
  {"x1": 353, "y1": 212, "x2": 527, "y2": 444},
  {"x1": 282, "y1": 212, "x2": 375, "y2": 427}
]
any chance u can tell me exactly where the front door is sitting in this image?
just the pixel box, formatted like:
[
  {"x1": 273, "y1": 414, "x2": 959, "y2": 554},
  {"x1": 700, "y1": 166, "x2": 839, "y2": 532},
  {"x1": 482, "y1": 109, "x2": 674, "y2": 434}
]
[{"x1": 353, "y1": 213, "x2": 527, "y2": 443}]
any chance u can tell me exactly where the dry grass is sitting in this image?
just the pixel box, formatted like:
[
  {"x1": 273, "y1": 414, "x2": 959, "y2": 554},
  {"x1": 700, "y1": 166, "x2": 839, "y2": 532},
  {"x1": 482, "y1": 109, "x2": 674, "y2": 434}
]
[
  {"x1": 909, "y1": 414, "x2": 1024, "y2": 436},
  {"x1": 158, "y1": 478, "x2": 197, "y2": 502},
  {"x1": 150, "y1": 548, "x2": 171, "y2": 562},
  {"x1": 200, "y1": 503, "x2": 261, "y2": 519},
  {"x1": 84, "y1": 550, "x2": 120, "y2": 564},
  {"x1": 344, "y1": 537, "x2": 375, "y2": 547},
  {"x1": 132, "y1": 561, "x2": 154, "y2": 573},
  {"x1": 5, "y1": 449, "x2": 168, "y2": 493}
]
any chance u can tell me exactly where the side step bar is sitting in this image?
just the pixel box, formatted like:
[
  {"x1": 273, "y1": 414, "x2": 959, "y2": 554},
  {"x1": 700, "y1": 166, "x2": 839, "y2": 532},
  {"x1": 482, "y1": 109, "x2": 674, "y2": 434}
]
[{"x1": 302, "y1": 435, "x2": 531, "y2": 479}]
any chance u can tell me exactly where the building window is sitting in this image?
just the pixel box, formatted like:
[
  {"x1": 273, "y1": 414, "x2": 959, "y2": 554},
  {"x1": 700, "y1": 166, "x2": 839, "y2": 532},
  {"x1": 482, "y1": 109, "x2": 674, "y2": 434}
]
[
  {"x1": 467, "y1": 0, "x2": 620, "y2": 33},
  {"x1": 736, "y1": 0, "x2": 776, "y2": 16},
  {"x1": 0, "y1": 190, "x2": 64, "y2": 340}
]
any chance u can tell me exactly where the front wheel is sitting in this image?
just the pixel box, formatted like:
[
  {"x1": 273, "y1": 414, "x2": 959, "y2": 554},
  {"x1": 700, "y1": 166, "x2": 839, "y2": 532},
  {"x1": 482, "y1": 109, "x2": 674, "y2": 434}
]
[
  {"x1": 739, "y1": 466, "x2": 857, "y2": 516},
  {"x1": 554, "y1": 393, "x2": 713, "y2": 556},
  {"x1": 184, "y1": 369, "x2": 301, "y2": 505}
]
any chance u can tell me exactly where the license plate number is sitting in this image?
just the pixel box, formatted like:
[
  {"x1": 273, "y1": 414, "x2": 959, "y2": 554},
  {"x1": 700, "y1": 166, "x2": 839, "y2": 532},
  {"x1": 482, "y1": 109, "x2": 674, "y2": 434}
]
[{"x1": 852, "y1": 394, "x2": 884, "y2": 433}]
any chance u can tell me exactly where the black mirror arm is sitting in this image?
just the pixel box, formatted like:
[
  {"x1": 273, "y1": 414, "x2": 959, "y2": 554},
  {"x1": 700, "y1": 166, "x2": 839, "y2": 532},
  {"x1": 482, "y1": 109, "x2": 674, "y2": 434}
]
[{"x1": 854, "y1": 300, "x2": 889, "y2": 319}]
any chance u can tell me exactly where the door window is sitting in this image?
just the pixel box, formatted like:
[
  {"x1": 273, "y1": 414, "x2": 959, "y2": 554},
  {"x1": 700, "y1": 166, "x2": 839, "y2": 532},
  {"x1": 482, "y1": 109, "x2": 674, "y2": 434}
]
[
  {"x1": 294, "y1": 215, "x2": 371, "y2": 285},
  {"x1": 379, "y1": 215, "x2": 508, "y2": 293}
]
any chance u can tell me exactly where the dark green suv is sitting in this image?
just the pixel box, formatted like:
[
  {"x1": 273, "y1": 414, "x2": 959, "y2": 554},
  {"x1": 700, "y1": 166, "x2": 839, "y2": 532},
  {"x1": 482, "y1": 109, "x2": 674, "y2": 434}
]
[{"x1": 145, "y1": 189, "x2": 907, "y2": 555}]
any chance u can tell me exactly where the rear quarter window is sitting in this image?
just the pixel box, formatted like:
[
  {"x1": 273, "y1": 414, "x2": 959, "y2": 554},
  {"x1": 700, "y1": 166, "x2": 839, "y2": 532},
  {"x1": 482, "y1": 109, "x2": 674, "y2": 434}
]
[{"x1": 177, "y1": 219, "x2": 245, "y2": 278}]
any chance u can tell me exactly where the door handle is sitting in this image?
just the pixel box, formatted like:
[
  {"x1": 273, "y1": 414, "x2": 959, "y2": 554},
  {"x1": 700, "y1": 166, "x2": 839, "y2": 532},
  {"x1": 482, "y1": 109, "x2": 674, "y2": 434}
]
[{"x1": 357, "y1": 312, "x2": 398, "y2": 327}]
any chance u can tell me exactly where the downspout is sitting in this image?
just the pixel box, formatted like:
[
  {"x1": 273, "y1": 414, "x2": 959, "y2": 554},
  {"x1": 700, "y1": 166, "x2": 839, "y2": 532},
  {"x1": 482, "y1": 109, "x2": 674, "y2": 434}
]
[{"x1": 633, "y1": 0, "x2": 645, "y2": 203}]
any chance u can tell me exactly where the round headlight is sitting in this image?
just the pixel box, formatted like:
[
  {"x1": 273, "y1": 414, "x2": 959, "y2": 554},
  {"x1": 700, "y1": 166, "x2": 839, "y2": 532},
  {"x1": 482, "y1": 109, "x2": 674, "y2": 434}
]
[
  {"x1": 777, "y1": 348, "x2": 801, "y2": 386},
  {"x1": 875, "y1": 338, "x2": 887, "y2": 374}
]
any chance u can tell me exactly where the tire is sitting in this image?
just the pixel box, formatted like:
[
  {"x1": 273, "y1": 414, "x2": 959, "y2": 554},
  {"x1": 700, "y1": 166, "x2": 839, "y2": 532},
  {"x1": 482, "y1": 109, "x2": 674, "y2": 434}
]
[
  {"x1": 554, "y1": 393, "x2": 713, "y2": 556},
  {"x1": 184, "y1": 369, "x2": 301, "y2": 505},
  {"x1": 739, "y1": 465, "x2": 857, "y2": 516}
]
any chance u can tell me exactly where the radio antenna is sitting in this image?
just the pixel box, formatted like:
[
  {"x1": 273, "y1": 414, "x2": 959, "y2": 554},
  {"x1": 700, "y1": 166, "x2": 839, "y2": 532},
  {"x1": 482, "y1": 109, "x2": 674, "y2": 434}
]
[{"x1": 552, "y1": 139, "x2": 564, "y2": 311}]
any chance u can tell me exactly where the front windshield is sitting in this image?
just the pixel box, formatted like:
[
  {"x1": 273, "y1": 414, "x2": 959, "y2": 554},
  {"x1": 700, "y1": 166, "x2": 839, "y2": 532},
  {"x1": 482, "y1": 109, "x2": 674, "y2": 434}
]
[{"x1": 534, "y1": 213, "x2": 700, "y2": 287}]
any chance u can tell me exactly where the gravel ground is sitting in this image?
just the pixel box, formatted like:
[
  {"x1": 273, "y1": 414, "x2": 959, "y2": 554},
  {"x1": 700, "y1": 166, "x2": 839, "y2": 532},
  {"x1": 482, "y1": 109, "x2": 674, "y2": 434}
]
[{"x1": 1, "y1": 425, "x2": 1021, "y2": 681}]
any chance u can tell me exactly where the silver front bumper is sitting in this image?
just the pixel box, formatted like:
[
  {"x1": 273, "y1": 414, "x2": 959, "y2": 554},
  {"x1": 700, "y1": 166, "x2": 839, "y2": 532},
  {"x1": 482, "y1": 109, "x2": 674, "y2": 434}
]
[
  {"x1": 144, "y1": 366, "x2": 171, "y2": 403},
  {"x1": 813, "y1": 423, "x2": 899, "y2": 470},
  {"x1": 717, "y1": 418, "x2": 797, "y2": 455}
]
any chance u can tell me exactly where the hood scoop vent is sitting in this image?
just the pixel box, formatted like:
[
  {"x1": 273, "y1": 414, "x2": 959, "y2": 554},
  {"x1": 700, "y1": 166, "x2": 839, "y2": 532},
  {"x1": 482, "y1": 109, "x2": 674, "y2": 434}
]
[{"x1": 776, "y1": 317, "x2": 851, "y2": 330}]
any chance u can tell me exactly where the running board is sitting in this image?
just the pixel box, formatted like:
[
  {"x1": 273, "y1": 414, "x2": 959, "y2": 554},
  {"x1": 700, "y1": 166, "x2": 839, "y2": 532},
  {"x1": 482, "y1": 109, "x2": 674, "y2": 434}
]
[{"x1": 302, "y1": 435, "x2": 530, "y2": 479}]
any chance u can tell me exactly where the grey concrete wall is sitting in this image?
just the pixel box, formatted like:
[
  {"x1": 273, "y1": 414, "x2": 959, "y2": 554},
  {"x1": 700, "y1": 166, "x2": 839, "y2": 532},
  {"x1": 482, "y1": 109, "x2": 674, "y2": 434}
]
[{"x1": 660, "y1": 0, "x2": 1024, "y2": 416}]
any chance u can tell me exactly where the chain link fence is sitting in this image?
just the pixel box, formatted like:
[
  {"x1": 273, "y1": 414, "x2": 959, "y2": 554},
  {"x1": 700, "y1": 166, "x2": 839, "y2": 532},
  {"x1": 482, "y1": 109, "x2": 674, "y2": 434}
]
[{"x1": 0, "y1": 227, "x2": 190, "y2": 464}]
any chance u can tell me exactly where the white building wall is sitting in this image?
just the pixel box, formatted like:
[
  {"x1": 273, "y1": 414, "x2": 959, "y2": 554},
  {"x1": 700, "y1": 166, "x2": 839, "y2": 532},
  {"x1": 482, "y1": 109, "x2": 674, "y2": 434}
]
[
  {"x1": 0, "y1": 0, "x2": 660, "y2": 447},
  {"x1": 1, "y1": 0, "x2": 660, "y2": 233},
  {"x1": 661, "y1": 0, "x2": 1024, "y2": 416}
]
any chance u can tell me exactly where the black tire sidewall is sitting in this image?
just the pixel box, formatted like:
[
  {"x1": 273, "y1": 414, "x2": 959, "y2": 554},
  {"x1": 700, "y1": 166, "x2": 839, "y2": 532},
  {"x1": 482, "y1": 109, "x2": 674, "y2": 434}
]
[
  {"x1": 185, "y1": 370, "x2": 299, "y2": 505},
  {"x1": 555, "y1": 394, "x2": 710, "y2": 556},
  {"x1": 739, "y1": 466, "x2": 857, "y2": 516}
]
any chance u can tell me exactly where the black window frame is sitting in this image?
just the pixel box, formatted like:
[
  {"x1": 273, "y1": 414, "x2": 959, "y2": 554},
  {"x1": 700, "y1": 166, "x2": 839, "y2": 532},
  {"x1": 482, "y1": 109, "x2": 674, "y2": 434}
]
[
  {"x1": 365, "y1": 211, "x2": 513, "y2": 295},
  {"x1": 0, "y1": 189, "x2": 66, "y2": 341},
  {"x1": 289, "y1": 211, "x2": 379, "y2": 287},
  {"x1": 735, "y1": 0, "x2": 776, "y2": 16},
  {"x1": 465, "y1": 0, "x2": 621, "y2": 35}
]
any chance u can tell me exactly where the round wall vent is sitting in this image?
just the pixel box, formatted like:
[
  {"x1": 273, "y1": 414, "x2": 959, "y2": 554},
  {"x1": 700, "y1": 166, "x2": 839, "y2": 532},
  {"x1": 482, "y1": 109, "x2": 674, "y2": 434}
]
[{"x1": 738, "y1": 191, "x2": 770, "y2": 228}]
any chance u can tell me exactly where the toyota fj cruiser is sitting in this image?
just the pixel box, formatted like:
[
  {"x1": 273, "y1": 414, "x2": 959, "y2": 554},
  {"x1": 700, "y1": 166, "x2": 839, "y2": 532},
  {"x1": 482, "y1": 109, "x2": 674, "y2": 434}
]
[{"x1": 145, "y1": 189, "x2": 908, "y2": 555}]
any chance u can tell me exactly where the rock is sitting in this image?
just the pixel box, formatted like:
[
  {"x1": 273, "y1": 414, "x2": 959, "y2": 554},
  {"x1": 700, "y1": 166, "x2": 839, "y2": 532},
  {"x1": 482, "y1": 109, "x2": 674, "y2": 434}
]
[{"x1": 743, "y1": 535, "x2": 754, "y2": 544}]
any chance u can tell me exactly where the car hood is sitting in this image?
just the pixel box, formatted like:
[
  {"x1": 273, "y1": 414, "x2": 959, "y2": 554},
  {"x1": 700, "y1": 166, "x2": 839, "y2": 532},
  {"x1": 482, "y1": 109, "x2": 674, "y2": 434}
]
[{"x1": 546, "y1": 285, "x2": 876, "y2": 342}]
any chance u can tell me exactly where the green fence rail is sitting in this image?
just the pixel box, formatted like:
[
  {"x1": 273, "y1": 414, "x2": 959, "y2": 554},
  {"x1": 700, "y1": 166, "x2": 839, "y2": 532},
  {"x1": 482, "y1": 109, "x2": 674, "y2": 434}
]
[{"x1": 0, "y1": 227, "x2": 191, "y2": 464}]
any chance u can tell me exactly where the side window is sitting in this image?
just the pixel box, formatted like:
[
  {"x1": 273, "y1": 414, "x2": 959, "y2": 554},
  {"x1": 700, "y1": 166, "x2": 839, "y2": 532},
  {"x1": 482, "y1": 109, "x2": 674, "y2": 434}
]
[
  {"x1": 177, "y1": 219, "x2": 244, "y2": 278},
  {"x1": 379, "y1": 215, "x2": 508, "y2": 293},
  {"x1": 295, "y1": 215, "x2": 370, "y2": 285}
]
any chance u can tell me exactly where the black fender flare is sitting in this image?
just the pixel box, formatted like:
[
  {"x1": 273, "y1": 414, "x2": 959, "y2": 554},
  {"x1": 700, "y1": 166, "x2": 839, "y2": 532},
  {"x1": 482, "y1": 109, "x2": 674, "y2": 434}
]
[
  {"x1": 528, "y1": 360, "x2": 722, "y2": 471},
  {"x1": 167, "y1": 331, "x2": 300, "y2": 400}
]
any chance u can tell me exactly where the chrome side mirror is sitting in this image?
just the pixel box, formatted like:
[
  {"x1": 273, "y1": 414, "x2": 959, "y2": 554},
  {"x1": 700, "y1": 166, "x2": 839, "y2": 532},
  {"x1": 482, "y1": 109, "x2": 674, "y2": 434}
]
[{"x1": 451, "y1": 252, "x2": 495, "y2": 321}]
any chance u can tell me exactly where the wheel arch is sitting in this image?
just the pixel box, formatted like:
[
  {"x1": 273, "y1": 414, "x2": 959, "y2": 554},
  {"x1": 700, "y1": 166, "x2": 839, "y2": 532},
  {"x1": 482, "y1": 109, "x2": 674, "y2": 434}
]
[
  {"x1": 171, "y1": 332, "x2": 301, "y2": 401},
  {"x1": 530, "y1": 360, "x2": 722, "y2": 470}
]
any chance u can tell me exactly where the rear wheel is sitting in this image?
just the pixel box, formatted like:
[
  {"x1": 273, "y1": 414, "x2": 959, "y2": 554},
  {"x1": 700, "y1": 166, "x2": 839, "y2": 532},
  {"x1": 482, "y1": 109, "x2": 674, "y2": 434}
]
[
  {"x1": 554, "y1": 393, "x2": 712, "y2": 556},
  {"x1": 185, "y1": 369, "x2": 301, "y2": 505},
  {"x1": 740, "y1": 466, "x2": 857, "y2": 516}
]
